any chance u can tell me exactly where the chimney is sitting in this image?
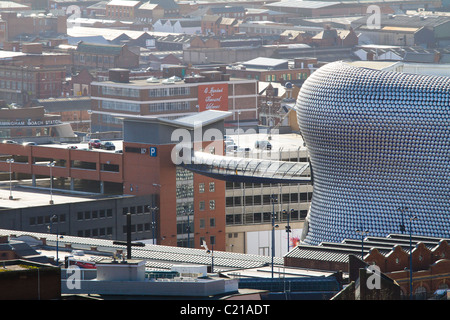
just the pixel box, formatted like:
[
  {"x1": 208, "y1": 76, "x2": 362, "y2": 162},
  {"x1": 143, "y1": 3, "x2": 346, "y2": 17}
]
[
  {"x1": 22, "y1": 43, "x2": 43, "y2": 54},
  {"x1": 109, "y1": 68, "x2": 130, "y2": 83}
]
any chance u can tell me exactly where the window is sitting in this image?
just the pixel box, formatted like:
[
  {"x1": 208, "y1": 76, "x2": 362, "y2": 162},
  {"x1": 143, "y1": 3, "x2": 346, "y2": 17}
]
[
  {"x1": 199, "y1": 183, "x2": 205, "y2": 193},
  {"x1": 199, "y1": 201, "x2": 205, "y2": 211},
  {"x1": 210, "y1": 218, "x2": 215, "y2": 227},
  {"x1": 209, "y1": 182, "x2": 215, "y2": 192},
  {"x1": 209, "y1": 200, "x2": 215, "y2": 210},
  {"x1": 199, "y1": 219, "x2": 205, "y2": 229}
]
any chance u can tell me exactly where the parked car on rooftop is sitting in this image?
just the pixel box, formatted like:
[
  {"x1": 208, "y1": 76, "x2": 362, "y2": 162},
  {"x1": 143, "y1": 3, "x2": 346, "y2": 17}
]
[
  {"x1": 100, "y1": 141, "x2": 115, "y2": 150},
  {"x1": 88, "y1": 139, "x2": 101, "y2": 149}
]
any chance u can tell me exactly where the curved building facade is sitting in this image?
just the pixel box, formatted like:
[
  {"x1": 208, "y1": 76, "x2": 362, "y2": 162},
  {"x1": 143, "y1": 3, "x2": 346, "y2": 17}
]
[{"x1": 295, "y1": 61, "x2": 449, "y2": 245}]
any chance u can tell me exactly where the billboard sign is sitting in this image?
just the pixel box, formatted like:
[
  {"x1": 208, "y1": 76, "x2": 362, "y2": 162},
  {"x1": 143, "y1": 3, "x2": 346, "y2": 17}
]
[{"x1": 198, "y1": 84, "x2": 228, "y2": 112}]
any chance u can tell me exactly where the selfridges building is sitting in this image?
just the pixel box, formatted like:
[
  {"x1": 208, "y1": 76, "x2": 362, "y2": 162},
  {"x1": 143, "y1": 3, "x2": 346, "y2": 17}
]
[{"x1": 295, "y1": 61, "x2": 449, "y2": 245}]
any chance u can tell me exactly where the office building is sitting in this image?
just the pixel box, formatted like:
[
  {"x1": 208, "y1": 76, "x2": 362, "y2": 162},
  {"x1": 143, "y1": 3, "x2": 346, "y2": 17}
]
[{"x1": 90, "y1": 68, "x2": 258, "y2": 133}]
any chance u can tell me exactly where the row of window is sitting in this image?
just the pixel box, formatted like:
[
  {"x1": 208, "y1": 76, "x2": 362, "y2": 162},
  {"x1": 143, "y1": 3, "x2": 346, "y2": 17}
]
[
  {"x1": 29, "y1": 214, "x2": 66, "y2": 226},
  {"x1": 101, "y1": 114, "x2": 123, "y2": 125},
  {"x1": 226, "y1": 181, "x2": 310, "y2": 189},
  {"x1": 226, "y1": 210, "x2": 307, "y2": 225},
  {"x1": 77, "y1": 209, "x2": 113, "y2": 221},
  {"x1": 74, "y1": 224, "x2": 153, "y2": 238},
  {"x1": 148, "y1": 101, "x2": 190, "y2": 112},
  {"x1": 101, "y1": 100, "x2": 140, "y2": 112},
  {"x1": 101, "y1": 86, "x2": 140, "y2": 97},
  {"x1": 226, "y1": 192, "x2": 312, "y2": 207},
  {"x1": 199, "y1": 182, "x2": 215, "y2": 193},
  {"x1": 264, "y1": 73, "x2": 308, "y2": 82},
  {"x1": 149, "y1": 87, "x2": 191, "y2": 97},
  {"x1": 176, "y1": 167, "x2": 193, "y2": 181},
  {"x1": 77, "y1": 55, "x2": 116, "y2": 66},
  {"x1": 199, "y1": 200, "x2": 216, "y2": 211},
  {"x1": 77, "y1": 227, "x2": 114, "y2": 238},
  {"x1": 122, "y1": 205, "x2": 151, "y2": 215}
]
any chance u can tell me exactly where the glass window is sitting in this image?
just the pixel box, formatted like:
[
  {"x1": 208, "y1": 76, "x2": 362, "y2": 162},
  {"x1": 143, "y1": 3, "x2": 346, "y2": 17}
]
[
  {"x1": 209, "y1": 182, "x2": 215, "y2": 192},
  {"x1": 209, "y1": 200, "x2": 215, "y2": 210},
  {"x1": 199, "y1": 183, "x2": 205, "y2": 193},
  {"x1": 199, "y1": 201, "x2": 205, "y2": 211}
]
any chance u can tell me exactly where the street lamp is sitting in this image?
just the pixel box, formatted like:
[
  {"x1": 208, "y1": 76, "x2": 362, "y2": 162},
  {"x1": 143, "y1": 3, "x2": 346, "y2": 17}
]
[
  {"x1": 184, "y1": 209, "x2": 193, "y2": 248},
  {"x1": 237, "y1": 110, "x2": 241, "y2": 146},
  {"x1": 355, "y1": 229, "x2": 369, "y2": 260},
  {"x1": 47, "y1": 161, "x2": 56, "y2": 204},
  {"x1": 282, "y1": 209, "x2": 294, "y2": 252},
  {"x1": 271, "y1": 194, "x2": 278, "y2": 278},
  {"x1": 7, "y1": 158, "x2": 14, "y2": 200},
  {"x1": 48, "y1": 214, "x2": 59, "y2": 264},
  {"x1": 397, "y1": 206, "x2": 409, "y2": 234},
  {"x1": 409, "y1": 215, "x2": 418, "y2": 300},
  {"x1": 201, "y1": 240, "x2": 214, "y2": 273},
  {"x1": 148, "y1": 206, "x2": 158, "y2": 245}
]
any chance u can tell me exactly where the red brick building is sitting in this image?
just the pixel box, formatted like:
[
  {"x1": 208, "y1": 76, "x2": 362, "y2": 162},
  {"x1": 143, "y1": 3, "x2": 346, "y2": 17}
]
[
  {"x1": 0, "y1": 11, "x2": 66, "y2": 43},
  {"x1": 72, "y1": 42, "x2": 140, "y2": 72},
  {"x1": 105, "y1": 0, "x2": 141, "y2": 20},
  {"x1": 90, "y1": 68, "x2": 258, "y2": 132},
  {"x1": 284, "y1": 234, "x2": 450, "y2": 299},
  {"x1": 201, "y1": 15, "x2": 240, "y2": 36}
]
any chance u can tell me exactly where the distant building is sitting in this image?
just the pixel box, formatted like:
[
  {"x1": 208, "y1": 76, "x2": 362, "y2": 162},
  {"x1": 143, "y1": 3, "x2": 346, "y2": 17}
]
[
  {"x1": 89, "y1": 68, "x2": 258, "y2": 132},
  {"x1": 227, "y1": 57, "x2": 315, "y2": 85},
  {"x1": 0, "y1": 105, "x2": 75, "y2": 142},
  {"x1": 0, "y1": 62, "x2": 67, "y2": 105},
  {"x1": 0, "y1": 259, "x2": 61, "y2": 300},
  {"x1": 0, "y1": 11, "x2": 66, "y2": 44},
  {"x1": 352, "y1": 14, "x2": 450, "y2": 48},
  {"x1": 136, "y1": 2, "x2": 164, "y2": 23},
  {"x1": 72, "y1": 41, "x2": 140, "y2": 72},
  {"x1": 207, "y1": 6, "x2": 246, "y2": 19},
  {"x1": 152, "y1": 19, "x2": 201, "y2": 34},
  {"x1": 311, "y1": 27, "x2": 358, "y2": 47},
  {"x1": 105, "y1": 0, "x2": 141, "y2": 20},
  {"x1": 147, "y1": 0, "x2": 180, "y2": 18}
]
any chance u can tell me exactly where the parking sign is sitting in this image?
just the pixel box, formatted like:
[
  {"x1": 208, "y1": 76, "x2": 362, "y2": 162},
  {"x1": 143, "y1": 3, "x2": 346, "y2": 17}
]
[{"x1": 149, "y1": 147, "x2": 157, "y2": 157}]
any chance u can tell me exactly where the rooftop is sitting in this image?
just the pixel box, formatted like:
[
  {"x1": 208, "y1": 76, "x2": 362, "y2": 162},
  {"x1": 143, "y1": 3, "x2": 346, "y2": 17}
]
[
  {"x1": 265, "y1": 0, "x2": 340, "y2": 9},
  {"x1": 0, "y1": 228, "x2": 285, "y2": 272}
]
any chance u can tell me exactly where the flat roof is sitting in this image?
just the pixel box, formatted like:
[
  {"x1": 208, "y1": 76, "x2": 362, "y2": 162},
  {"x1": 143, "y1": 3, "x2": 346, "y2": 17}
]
[
  {"x1": 266, "y1": 0, "x2": 340, "y2": 9},
  {"x1": 0, "y1": 183, "x2": 102, "y2": 210}
]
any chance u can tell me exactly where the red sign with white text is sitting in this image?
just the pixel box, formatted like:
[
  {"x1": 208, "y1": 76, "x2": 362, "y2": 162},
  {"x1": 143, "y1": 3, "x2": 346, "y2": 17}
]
[{"x1": 198, "y1": 84, "x2": 229, "y2": 112}]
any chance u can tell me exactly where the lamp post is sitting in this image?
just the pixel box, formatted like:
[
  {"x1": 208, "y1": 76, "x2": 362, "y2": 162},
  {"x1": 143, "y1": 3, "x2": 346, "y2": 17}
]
[
  {"x1": 409, "y1": 215, "x2": 418, "y2": 300},
  {"x1": 355, "y1": 229, "x2": 369, "y2": 260},
  {"x1": 237, "y1": 110, "x2": 241, "y2": 146},
  {"x1": 184, "y1": 209, "x2": 193, "y2": 248},
  {"x1": 271, "y1": 194, "x2": 277, "y2": 278},
  {"x1": 7, "y1": 158, "x2": 14, "y2": 200},
  {"x1": 48, "y1": 214, "x2": 59, "y2": 264},
  {"x1": 283, "y1": 209, "x2": 293, "y2": 252},
  {"x1": 47, "y1": 161, "x2": 56, "y2": 204},
  {"x1": 201, "y1": 240, "x2": 214, "y2": 273},
  {"x1": 151, "y1": 183, "x2": 162, "y2": 245},
  {"x1": 148, "y1": 206, "x2": 158, "y2": 245},
  {"x1": 397, "y1": 206, "x2": 408, "y2": 234}
]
